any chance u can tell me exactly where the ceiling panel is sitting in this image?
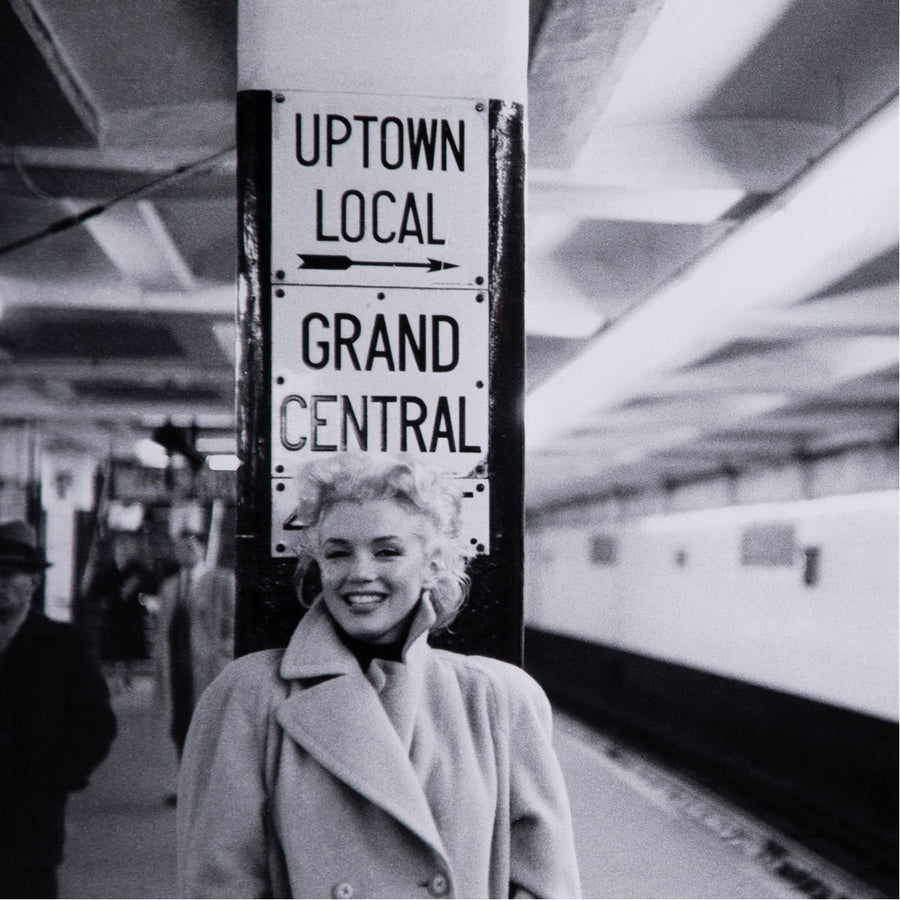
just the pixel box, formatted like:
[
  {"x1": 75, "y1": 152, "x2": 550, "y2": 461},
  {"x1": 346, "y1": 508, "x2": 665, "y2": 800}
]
[{"x1": 0, "y1": 0, "x2": 894, "y2": 504}]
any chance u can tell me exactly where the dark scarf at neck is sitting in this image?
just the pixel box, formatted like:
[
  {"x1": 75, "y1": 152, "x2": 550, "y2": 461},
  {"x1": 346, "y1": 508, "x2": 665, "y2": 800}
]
[{"x1": 336, "y1": 627, "x2": 408, "y2": 670}]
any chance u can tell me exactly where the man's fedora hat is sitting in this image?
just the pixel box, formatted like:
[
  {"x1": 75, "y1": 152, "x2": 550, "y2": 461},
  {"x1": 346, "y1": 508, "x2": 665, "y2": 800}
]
[{"x1": 0, "y1": 521, "x2": 52, "y2": 572}]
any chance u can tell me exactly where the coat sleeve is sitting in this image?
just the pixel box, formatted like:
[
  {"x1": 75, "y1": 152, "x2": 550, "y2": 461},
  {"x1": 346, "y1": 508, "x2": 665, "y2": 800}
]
[
  {"x1": 505, "y1": 670, "x2": 582, "y2": 899},
  {"x1": 20, "y1": 620, "x2": 117, "y2": 793},
  {"x1": 57, "y1": 627, "x2": 118, "y2": 790},
  {"x1": 190, "y1": 568, "x2": 236, "y2": 701},
  {"x1": 177, "y1": 655, "x2": 289, "y2": 898}
]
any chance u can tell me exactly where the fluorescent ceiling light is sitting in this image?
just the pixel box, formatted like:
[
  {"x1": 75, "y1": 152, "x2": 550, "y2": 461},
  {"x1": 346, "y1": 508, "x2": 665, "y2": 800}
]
[
  {"x1": 525, "y1": 97, "x2": 899, "y2": 450},
  {"x1": 207, "y1": 454, "x2": 241, "y2": 471},
  {"x1": 134, "y1": 438, "x2": 170, "y2": 469},
  {"x1": 195, "y1": 435, "x2": 237, "y2": 454}
]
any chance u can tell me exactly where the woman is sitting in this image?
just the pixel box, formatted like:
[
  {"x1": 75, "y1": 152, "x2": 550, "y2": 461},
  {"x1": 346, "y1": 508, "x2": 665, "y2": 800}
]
[{"x1": 177, "y1": 454, "x2": 581, "y2": 899}]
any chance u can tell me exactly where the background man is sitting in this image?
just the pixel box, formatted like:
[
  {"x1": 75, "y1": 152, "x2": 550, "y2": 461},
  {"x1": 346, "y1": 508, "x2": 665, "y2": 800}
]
[
  {"x1": 0, "y1": 520, "x2": 117, "y2": 898},
  {"x1": 159, "y1": 527, "x2": 234, "y2": 801}
]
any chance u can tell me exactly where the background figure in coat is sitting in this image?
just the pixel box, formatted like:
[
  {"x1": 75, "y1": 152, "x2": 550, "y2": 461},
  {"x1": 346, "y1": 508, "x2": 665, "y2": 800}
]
[
  {"x1": 92, "y1": 530, "x2": 156, "y2": 693},
  {"x1": 160, "y1": 528, "x2": 235, "y2": 763},
  {"x1": 177, "y1": 454, "x2": 581, "y2": 899},
  {"x1": 0, "y1": 521, "x2": 117, "y2": 899}
]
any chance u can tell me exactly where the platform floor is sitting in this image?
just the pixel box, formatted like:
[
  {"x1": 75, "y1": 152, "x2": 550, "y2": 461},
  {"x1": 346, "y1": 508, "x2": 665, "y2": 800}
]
[{"x1": 58, "y1": 677, "x2": 876, "y2": 899}]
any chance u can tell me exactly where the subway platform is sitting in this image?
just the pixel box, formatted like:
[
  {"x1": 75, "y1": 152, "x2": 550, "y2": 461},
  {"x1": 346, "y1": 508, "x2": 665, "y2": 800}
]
[{"x1": 58, "y1": 673, "x2": 877, "y2": 900}]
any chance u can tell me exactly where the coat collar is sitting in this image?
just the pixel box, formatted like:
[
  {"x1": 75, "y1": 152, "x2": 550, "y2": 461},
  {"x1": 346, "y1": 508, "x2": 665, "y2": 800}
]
[
  {"x1": 279, "y1": 595, "x2": 436, "y2": 679},
  {"x1": 275, "y1": 598, "x2": 448, "y2": 862}
]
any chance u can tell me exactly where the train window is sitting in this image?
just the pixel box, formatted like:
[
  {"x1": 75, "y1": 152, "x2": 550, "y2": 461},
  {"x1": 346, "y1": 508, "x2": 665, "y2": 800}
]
[
  {"x1": 740, "y1": 522, "x2": 796, "y2": 567},
  {"x1": 590, "y1": 534, "x2": 618, "y2": 566}
]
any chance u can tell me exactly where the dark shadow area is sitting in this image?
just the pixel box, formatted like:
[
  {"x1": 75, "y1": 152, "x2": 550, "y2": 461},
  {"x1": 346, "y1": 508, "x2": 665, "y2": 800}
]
[{"x1": 525, "y1": 627, "x2": 899, "y2": 898}]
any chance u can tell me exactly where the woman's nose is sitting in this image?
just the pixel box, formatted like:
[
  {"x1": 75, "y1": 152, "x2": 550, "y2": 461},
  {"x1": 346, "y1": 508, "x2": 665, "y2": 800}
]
[{"x1": 347, "y1": 552, "x2": 375, "y2": 580}]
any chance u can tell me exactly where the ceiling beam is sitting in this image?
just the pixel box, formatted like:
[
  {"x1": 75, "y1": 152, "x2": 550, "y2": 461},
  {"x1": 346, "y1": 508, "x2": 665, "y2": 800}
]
[
  {"x1": 0, "y1": 281, "x2": 235, "y2": 313},
  {"x1": 1, "y1": 398, "x2": 234, "y2": 425},
  {"x1": 737, "y1": 284, "x2": 899, "y2": 337},
  {"x1": 61, "y1": 199, "x2": 197, "y2": 292},
  {"x1": 566, "y1": 392, "x2": 784, "y2": 435},
  {"x1": 0, "y1": 145, "x2": 236, "y2": 200},
  {"x1": 528, "y1": 0, "x2": 663, "y2": 168},
  {"x1": 0, "y1": 361, "x2": 231, "y2": 383},
  {"x1": 4, "y1": 0, "x2": 101, "y2": 144},
  {"x1": 566, "y1": 120, "x2": 838, "y2": 192},
  {"x1": 645, "y1": 335, "x2": 899, "y2": 399}
]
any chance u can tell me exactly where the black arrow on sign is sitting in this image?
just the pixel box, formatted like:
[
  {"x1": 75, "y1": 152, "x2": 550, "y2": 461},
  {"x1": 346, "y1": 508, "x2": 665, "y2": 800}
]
[{"x1": 298, "y1": 254, "x2": 459, "y2": 273}]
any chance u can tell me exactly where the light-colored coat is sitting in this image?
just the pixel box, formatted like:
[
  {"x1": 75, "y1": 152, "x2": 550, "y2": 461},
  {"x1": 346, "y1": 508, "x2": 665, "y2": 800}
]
[
  {"x1": 159, "y1": 562, "x2": 235, "y2": 704},
  {"x1": 177, "y1": 599, "x2": 581, "y2": 899}
]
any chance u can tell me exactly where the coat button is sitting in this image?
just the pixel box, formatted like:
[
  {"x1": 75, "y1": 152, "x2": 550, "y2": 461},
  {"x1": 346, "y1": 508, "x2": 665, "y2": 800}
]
[
  {"x1": 428, "y1": 873, "x2": 449, "y2": 896},
  {"x1": 332, "y1": 882, "x2": 353, "y2": 899}
]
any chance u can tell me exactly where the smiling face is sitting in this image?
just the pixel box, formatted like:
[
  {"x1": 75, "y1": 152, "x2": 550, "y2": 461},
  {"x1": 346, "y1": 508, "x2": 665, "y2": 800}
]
[{"x1": 316, "y1": 499, "x2": 434, "y2": 646}]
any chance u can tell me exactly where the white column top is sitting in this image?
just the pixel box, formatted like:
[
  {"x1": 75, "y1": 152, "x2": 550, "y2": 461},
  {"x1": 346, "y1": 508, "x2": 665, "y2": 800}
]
[{"x1": 238, "y1": 0, "x2": 527, "y2": 102}]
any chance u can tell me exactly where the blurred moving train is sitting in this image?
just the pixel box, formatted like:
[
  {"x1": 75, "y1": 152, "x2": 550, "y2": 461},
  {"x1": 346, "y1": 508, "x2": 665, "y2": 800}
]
[{"x1": 523, "y1": 444, "x2": 898, "y2": 894}]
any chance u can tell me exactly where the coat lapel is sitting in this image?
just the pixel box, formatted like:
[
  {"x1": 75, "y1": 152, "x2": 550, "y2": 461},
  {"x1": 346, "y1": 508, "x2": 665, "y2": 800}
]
[{"x1": 275, "y1": 601, "x2": 448, "y2": 861}]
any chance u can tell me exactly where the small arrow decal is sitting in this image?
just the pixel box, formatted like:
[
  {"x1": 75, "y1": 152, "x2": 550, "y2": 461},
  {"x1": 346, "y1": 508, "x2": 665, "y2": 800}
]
[
  {"x1": 298, "y1": 254, "x2": 458, "y2": 273},
  {"x1": 281, "y1": 511, "x2": 305, "y2": 531}
]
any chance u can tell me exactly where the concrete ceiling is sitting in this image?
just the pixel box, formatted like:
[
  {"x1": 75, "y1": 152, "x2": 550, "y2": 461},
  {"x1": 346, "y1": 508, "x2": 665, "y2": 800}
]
[{"x1": 0, "y1": 0, "x2": 896, "y2": 510}]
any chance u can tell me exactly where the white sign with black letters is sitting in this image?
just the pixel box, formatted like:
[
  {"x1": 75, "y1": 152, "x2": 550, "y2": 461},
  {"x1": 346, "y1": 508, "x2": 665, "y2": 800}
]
[
  {"x1": 269, "y1": 91, "x2": 492, "y2": 556},
  {"x1": 271, "y1": 91, "x2": 489, "y2": 289}
]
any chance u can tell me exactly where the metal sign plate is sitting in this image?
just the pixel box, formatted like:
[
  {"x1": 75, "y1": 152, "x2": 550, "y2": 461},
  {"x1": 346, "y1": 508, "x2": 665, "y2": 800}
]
[
  {"x1": 271, "y1": 90, "x2": 489, "y2": 289},
  {"x1": 269, "y1": 285, "x2": 490, "y2": 556}
]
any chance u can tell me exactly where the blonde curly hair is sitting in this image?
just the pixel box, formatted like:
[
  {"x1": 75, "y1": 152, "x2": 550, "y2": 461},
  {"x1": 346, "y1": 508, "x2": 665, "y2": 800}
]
[{"x1": 290, "y1": 453, "x2": 471, "y2": 630}]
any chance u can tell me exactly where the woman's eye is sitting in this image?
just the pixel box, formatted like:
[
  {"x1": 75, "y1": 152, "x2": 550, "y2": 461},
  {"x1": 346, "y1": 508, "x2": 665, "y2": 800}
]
[
  {"x1": 323, "y1": 549, "x2": 350, "y2": 560},
  {"x1": 376, "y1": 546, "x2": 402, "y2": 558}
]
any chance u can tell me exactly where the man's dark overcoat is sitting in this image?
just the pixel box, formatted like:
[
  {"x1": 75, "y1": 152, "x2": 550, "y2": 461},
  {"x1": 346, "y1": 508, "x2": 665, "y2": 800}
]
[{"x1": 0, "y1": 610, "x2": 117, "y2": 873}]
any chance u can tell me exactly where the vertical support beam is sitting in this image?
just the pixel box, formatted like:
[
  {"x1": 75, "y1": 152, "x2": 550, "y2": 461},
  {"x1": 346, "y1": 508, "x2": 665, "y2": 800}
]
[
  {"x1": 24, "y1": 421, "x2": 46, "y2": 612},
  {"x1": 235, "y1": 1, "x2": 527, "y2": 662},
  {"x1": 445, "y1": 99, "x2": 525, "y2": 662},
  {"x1": 236, "y1": 89, "x2": 297, "y2": 654}
]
